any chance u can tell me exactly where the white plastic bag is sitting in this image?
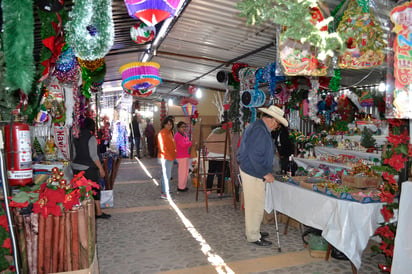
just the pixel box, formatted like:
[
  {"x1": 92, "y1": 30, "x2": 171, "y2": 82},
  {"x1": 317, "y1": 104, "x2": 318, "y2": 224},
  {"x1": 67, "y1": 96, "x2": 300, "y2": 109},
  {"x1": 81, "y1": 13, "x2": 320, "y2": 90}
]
[{"x1": 100, "y1": 190, "x2": 114, "y2": 208}]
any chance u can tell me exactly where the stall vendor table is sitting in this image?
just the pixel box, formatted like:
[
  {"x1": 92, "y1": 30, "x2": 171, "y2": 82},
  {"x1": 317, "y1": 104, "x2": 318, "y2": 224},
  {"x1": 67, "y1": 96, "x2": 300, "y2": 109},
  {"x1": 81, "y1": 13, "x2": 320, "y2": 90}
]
[{"x1": 265, "y1": 181, "x2": 383, "y2": 271}]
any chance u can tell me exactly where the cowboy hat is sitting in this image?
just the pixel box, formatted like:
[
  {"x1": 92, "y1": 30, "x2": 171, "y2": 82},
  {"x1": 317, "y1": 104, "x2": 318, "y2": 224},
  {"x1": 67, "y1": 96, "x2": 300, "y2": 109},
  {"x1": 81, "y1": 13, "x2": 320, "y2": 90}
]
[{"x1": 258, "y1": 105, "x2": 288, "y2": 127}]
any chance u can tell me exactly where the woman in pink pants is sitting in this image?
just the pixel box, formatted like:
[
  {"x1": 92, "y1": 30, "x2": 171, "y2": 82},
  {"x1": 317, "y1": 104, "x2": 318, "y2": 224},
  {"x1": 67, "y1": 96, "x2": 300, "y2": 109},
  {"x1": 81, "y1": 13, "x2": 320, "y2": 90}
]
[{"x1": 174, "y1": 121, "x2": 192, "y2": 192}]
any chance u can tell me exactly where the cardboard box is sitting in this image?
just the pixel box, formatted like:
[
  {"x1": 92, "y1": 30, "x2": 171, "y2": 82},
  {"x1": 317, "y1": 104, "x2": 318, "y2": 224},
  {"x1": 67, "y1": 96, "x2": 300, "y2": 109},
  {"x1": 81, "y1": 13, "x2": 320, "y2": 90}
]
[{"x1": 342, "y1": 175, "x2": 381, "y2": 188}]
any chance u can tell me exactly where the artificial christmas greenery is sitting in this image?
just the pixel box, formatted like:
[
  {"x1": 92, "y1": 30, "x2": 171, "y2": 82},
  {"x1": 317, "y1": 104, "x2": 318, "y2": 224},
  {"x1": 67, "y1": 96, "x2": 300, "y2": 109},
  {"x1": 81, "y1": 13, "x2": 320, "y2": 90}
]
[
  {"x1": 237, "y1": 0, "x2": 345, "y2": 60},
  {"x1": 2, "y1": 0, "x2": 35, "y2": 94},
  {"x1": 360, "y1": 127, "x2": 376, "y2": 148}
]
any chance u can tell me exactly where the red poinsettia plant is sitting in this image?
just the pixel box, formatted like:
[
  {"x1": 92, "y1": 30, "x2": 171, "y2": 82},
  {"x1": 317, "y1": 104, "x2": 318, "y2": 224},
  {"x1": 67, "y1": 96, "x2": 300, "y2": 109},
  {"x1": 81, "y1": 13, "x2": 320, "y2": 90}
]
[
  {"x1": 372, "y1": 119, "x2": 412, "y2": 272},
  {"x1": 9, "y1": 168, "x2": 99, "y2": 219}
]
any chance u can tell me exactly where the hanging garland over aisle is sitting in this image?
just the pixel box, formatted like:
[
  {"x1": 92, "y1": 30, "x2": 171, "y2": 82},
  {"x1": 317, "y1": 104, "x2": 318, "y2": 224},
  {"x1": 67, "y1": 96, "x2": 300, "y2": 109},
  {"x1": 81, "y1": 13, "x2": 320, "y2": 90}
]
[
  {"x1": 2, "y1": 0, "x2": 35, "y2": 94},
  {"x1": 237, "y1": 0, "x2": 344, "y2": 60},
  {"x1": 65, "y1": 0, "x2": 114, "y2": 60}
]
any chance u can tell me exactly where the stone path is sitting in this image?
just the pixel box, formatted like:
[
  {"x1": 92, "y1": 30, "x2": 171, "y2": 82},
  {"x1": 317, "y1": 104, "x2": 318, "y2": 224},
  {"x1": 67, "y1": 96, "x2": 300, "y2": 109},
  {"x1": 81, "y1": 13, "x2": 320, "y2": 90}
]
[{"x1": 96, "y1": 157, "x2": 384, "y2": 273}]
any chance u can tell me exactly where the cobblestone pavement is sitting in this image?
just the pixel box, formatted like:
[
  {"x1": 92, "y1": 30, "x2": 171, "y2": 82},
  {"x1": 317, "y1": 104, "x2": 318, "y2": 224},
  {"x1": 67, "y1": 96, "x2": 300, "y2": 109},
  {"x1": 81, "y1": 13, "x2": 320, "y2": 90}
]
[{"x1": 96, "y1": 157, "x2": 384, "y2": 274}]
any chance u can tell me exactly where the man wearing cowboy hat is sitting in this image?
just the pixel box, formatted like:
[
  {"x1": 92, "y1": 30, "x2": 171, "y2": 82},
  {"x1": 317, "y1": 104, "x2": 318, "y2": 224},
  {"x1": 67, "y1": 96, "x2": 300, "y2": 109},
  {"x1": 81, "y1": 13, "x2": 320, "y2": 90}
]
[{"x1": 237, "y1": 105, "x2": 288, "y2": 247}]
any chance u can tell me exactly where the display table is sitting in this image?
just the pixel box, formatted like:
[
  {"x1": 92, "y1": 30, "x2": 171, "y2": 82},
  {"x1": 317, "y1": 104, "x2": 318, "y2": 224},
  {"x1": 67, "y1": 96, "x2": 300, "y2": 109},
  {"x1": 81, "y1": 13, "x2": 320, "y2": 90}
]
[
  {"x1": 392, "y1": 181, "x2": 412, "y2": 274},
  {"x1": 294, "y1": 158, "x2": 350, "y2": 170},
  {"x1": 265, "y1": 181, "x2": 383, "y2": 270},
  {"x1": 316, "y1": 147, "x2": 381, "y2": 160}
]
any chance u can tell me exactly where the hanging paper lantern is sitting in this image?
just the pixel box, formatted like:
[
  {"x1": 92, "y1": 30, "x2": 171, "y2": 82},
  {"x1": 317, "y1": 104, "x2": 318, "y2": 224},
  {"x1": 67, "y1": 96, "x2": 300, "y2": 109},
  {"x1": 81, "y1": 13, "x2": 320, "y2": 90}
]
[
  {"x1": 124, "y1": 0, "x2": 183, "y2": 26},
  {"x1": 130, "y1": 21, "x2": 156, "y2": 44},
  {"x1": 181, "y1": 103, "x2": 196, "y2": 117},
  {"x1": 240, "y1": 89, "x2": 266, "y2": 108},
  {"x1": 119, "y1": 62, "x2": 162, "y2": 95},
  {"x1": 124, "y1": 87, "x2": 154, "y2": 97}
]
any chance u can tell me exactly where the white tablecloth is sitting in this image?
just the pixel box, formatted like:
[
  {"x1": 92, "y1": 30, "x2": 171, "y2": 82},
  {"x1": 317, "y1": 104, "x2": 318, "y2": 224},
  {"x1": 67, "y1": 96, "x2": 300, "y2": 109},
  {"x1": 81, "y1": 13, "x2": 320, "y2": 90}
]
[
  {"x1": 265, "y1": 181, "x2": 382, "y2": 270},
  {"x1": 392, "y1": 181, "x2": 412, "y2": 274},
  {"x1": 294, "y1": 158, "x2": 350, "y2": 170}
]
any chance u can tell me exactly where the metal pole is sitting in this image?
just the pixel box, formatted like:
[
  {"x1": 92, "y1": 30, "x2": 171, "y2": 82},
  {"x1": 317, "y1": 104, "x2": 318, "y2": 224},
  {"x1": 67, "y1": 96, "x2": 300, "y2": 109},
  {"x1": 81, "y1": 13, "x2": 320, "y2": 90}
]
[{"x1": 0, "y1": 130, "x2": 20, "y2": 273}]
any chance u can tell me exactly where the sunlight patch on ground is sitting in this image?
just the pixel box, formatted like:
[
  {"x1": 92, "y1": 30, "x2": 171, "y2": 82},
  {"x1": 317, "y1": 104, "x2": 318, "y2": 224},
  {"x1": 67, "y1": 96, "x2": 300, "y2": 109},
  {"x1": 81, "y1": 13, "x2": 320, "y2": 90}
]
[{"x1": 137, "y1": 160, "x2": 234, "y2": 274}]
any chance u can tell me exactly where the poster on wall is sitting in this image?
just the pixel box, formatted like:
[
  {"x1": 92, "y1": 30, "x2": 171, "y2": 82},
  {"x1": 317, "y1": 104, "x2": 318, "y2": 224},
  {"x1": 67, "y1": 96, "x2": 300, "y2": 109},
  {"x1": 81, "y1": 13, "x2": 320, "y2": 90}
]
[{"x1": 388, "y1": 1, "x2": 412, "y2": 118}]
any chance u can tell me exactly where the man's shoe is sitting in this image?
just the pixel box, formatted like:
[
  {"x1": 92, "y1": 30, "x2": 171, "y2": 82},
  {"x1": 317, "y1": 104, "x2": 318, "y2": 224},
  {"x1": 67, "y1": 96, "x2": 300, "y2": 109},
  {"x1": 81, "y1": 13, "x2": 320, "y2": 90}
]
[
  {"x1": 260, "y1": 232, "x2": 269, "y2": 238},
  {"x1": 96, "y1": 212, "x2": 111, "y2": 219},
  {"x1": 250, "y1": 238, "x2": 272, "y2": 247},
  {"x1": 177, "y1": 187, "x2": 189, "y2": 192}
]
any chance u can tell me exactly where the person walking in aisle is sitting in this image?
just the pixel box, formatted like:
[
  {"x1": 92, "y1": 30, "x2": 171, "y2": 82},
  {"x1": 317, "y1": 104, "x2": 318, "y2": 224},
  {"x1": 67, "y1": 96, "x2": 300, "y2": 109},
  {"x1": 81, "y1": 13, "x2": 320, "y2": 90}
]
[
  {"x1": 237, "y1": 105, "x2": 288, "y2": 246},
  {"x1": 144, "y1": 118, "x2": 156, "y2": 157},
  {"x1": 129, "y1": 114, "x2": 142, "y2": 159},
  {"x1": 157, "y1": 117, "x2": 176, "y2": 199},
  {"x1": 72, "y1": 117, "x2": 111, "y2": 219},
  {"x1": 174, "y1": 121, "x2": 192, "y2": 192}
]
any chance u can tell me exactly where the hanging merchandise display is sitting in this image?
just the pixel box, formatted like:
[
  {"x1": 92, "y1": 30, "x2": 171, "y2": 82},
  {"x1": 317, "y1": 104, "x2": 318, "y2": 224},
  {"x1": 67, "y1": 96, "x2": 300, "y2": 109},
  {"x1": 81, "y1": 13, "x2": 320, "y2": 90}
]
[
  {"x1": 5, "y1": 119, "x2": 33, "y2": 186},
  {"x1": 160, "y1": 99, "x2": 166, "y2": 122},
  {"x1": 53, "y1": 125, "x2": 71, "y2": 161},
  {"x1": 2, "y1": 0, "x2": 35, "y2": 94},
  {"x1": 130, "y1": 21, "x2": 156, "y2": 44},
  {"x1": 337, "y1": 0, "x2": 385, "y2": 69},
  {"x1": 53, "y1": 46, "x2": 80, "y2": 83},
  {"x1": 279, "y1": 7, "x2": 330, "y2": 76},
  {"x1": 38, "y1": 9, "x2": 68, "y2": 81},
  {"x1": 359, "y1": 91, "x2": 374, "y2": 107},
  {"x1": 78, "y1": 59, "x2": 107, "y2": 98},
  {"x1": 237, "y1": 0, "x2": 343, "y2": 60},
  {"x1": 65, "y1": 0, "x2": 114, "y2": 61},
  {"x1": 124, "y1": 0, "x2": 183, "y2": 25},
  {"x1": 240, "y1": 90, "x2": 266, "y2": 108},
  {"x1": 389, "y1": 1, "x2": 412, "y2": 119},
  {"x1": 119, "y1": 62, "x2": 162, "y2": 96}
]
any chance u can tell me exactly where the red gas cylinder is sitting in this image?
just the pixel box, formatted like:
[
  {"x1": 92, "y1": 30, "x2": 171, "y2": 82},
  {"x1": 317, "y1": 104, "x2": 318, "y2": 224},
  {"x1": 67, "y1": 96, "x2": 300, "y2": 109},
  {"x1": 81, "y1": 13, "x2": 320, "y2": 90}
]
[{"x1": 4, "y1": 121, "x2": 33, "y2": 186}]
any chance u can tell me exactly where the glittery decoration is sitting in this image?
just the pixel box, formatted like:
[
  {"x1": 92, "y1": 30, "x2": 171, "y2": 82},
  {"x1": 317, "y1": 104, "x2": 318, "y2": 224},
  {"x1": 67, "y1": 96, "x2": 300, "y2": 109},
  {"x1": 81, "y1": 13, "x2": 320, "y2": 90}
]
[
  {"x1": 231, "y1": 63, "x2": 249, "y2": 82},
  {"x1": 124, "y1": 0, "x2": 183, "y2": 26},
  {"x1": 130, "y1": 21, "x2": 156, "y2": 44},
  {"x1": 308, "y1": 79, "x2": 321, "y2": 124},
  {"x1": 78, "y1": 58, "x2": 105, "y2": 71},
  {"x1": 54, "y1": 47, "x2": 80, "y2": 83},
  {"x1": 328, "y1": 69, "x2": 341, "y2": 92},
  {"x1": 66, "y1": 0, "x2": 114, "y2": 60}
]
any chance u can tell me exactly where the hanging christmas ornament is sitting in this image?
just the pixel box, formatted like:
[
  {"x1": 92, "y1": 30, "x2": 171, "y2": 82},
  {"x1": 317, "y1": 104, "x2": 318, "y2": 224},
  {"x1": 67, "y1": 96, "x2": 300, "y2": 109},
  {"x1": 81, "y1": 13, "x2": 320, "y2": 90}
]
[
  {"x1": 54, "y1": 46, "x2": 80, "y2": 83},
  {"x1": 240, "y1": 89, "x2": 266, "y2": 108},
  {"x1": 80, "y1": 61, "x2": 106, "y2": 98},
  {"x1": 119, "y1": 62, "x2": 162, "y2": 96},
  {"x1": 160, "y1": 99, "x2": 167, "y2": 122},
  {"x1": 130, "y1": 21, "x2": 156, "y2": 44},
  {"x1": 124, "y1": 87, "x2": 154, "y2": 97},
  {"x1": 359, "y1": 91, "x2": 374, "y2": 107},
  {"x1": 337, "y1": 0, "x2": 385, "y2": 69},
  {"x1": 66, "y1": 0, "x2": 114, "y2": 60},
  {"x1": 124, "y1": 0, "x2": 183, "y2": 26}
]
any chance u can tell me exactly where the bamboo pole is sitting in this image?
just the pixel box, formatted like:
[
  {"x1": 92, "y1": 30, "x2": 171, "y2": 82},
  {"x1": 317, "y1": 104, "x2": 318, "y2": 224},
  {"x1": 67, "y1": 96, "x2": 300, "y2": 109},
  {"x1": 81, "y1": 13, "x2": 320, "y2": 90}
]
[
  {"x1": 43, "y1": 216, "x2": 53, "y2": 273},
  {"x1": 78, "y1": 205, "x2": 89, "y2": 269},
  {"x1": 37, "y1": 214, "x2": 45, "y2": 274},
  {"x1": 64, "y1": 212, "x2": 72, "y2": 271},
  {"x1": 51, "y1": 216, "x2": 60, "y2": 272},
  {"x1": 71, "y1": 209, "x2": 79, "y2": 270},
  {"x1": 87, "y1": 200, "x2": 95, "y2": 265},
  {"x1": 57, "y1": 214, "x2": 65, "y2": 272},
  {"x1": 31, "y1": 213, "x2": 39, "y2": 274},
  {"x1": 14, "y1": 211, "x2": 28, "y2": 274}
]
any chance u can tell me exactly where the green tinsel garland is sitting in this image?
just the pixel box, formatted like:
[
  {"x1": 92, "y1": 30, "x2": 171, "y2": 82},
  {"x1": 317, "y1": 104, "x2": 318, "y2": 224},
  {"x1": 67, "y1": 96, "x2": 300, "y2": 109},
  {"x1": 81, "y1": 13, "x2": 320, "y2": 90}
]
[
  {"x1": 237, "y1": 0, "x2": 345, "y2": 59},
  {"x1": 328, "y1": 69, "x2": 341, "y2": 92},
  {"x1": 2, "y1": 0, "x2": 35, "y2": 94},
  {"x1": 66, "y1": 0, "x2": 114, "y2": 60}
]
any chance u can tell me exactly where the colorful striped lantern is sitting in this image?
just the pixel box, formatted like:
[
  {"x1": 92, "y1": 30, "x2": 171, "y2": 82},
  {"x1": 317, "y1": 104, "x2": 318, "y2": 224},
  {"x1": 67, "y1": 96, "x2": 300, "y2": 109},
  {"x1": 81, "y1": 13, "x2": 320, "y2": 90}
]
[
  {"x1": 119, "y1": 62, "x2": 162, "y2": 97},
  {"x1": 181, "y1": 103, "x2": 196, "y2": 117},
  {"x1": 124, "y1": 0, "x2": 183, "y2": 26}
]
